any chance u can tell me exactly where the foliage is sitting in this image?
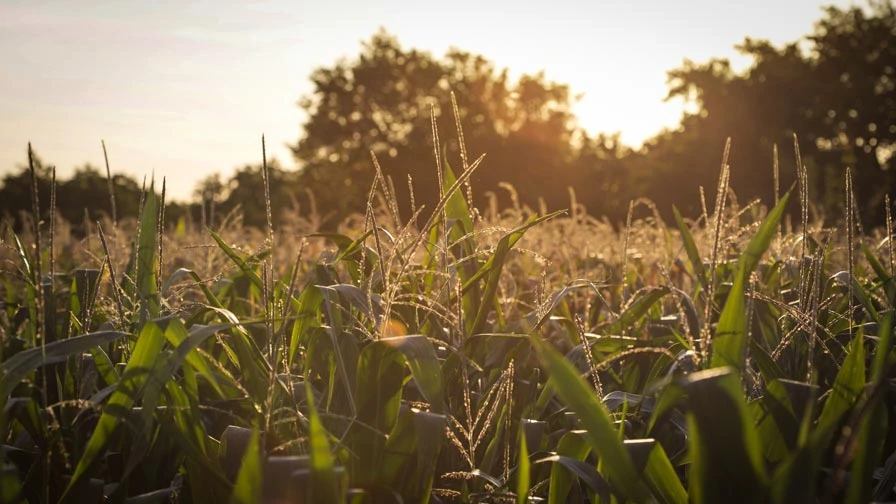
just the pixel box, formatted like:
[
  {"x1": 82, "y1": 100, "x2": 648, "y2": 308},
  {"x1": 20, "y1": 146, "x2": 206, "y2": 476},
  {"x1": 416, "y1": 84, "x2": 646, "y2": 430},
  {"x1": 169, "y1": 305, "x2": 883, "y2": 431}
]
[
  {"x1": 0, "y1": 149, "x2": 182, "y2": 235},
  {"x1": 290, "y1": 29, "x2": 629, "y2": 225},
  {"x1": 288, "y1": 2, "x2": 896, "y2": 227},
  {"x1": 2, "y1": 3, "x2": 896, "y2": 502},
  {"x1": 2, "y1": 114, "x2": 896, "y2": 503},
  {"x1": 4, "y1": 3, "x2": 895, "y2": 231},
  {"x1": 643, "y1": 2, "x2": 896, "y2": 224}
]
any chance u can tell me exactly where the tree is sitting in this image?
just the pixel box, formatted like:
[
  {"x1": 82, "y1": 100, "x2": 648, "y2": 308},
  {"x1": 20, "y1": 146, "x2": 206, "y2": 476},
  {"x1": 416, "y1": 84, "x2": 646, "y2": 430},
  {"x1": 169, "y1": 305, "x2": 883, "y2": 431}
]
[
  {"x1": 641, "y1": 1, "x2": 896, "y2": 225},
  {"x1": 0, "y1": 148, "x2": 162, "y2": 235},
  {"x1": 57, "y1": 165, "x2": 143, "y2": 227},
  {"x1": 193, "y1": 173, "x2": 226, "y2": 227},
  {"x1": 217, "y1": 160, "x2": 301, "y2": 229},
  {"x1": 806, "y1": 2, "x2": 896, "y2": 221},
  {"x1": 291, "y1": 30, "x2": 601, "y2": 225},
  {"x1": 573, "y1": 132, "x2": 641, "y2": 219},
  {"x1": 0, "y1": 148, "x2": 53, "y2": 231}
]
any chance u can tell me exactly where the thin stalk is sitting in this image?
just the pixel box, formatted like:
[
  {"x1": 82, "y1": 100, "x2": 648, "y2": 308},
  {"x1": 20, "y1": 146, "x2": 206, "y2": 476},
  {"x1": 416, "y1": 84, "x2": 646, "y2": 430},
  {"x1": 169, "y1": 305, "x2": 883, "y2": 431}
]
[
  {"x1": 368, "y1": 154, "x2": 391, "y2": 339},
  {"x1": 805, "y1": 234, "x2": 829, "y2": 383},
  {"x1": 887, "y1": 195, "x2": 894, "y2": 281},
  {"x1": 451, "y1": 92, "x2": 476, "y2": 222},
  {"x1": 157, "y1": 177, "x2": 166, "y2": 296},
  {"x1": 272, "y1": 239, "x2": 307, "y2": 355},
  {"x1": 773, "y1": 144, "x2": 782, "y2": 254},
  {"x1": 846, "y1": 167, "x2": 855, "y2": 336},
  {"x1": 260, "y1": 135, "x2": 277, "y2": 376},
  {"x1": 796, "y1": 135, "x2": 810, "y2": 311},
  {"x1": 431, "y1": 104, "x2": 450, "y2": 289},
  {"x1": 621, "y1": 200, "x2": 634, "y2": 336},
  {"x1": 28, "y1": 143, "x2": 43, "y2": 345},
  {"x1": 102, "y1": 140, "x2": 118, "y2": 227},
  {"x1": 97, "y1": 222, "x2": 126, "y2": 325},
  {"x1": 49, "y1": 166, "x2": 56, "y2": 296},
  {"x1": 407, "y1": 174, "x2": 417, "y2": 228},
  {"x1": 702, "y1": 139, "x2": 731, "y2": 359},
  {"x1": 576, "y1": 315, "x2": 602, "y2": 397},
  {"x1": 260, "y1": 135, "x2": 277, "y2": 433}
]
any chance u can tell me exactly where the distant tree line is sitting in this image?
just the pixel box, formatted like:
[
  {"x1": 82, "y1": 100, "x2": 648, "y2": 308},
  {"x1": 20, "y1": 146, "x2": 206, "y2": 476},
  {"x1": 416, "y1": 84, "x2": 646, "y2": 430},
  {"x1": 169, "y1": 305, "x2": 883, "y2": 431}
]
[{"x1": 2, "y1": 1, "x2": 894, "y2": 231}]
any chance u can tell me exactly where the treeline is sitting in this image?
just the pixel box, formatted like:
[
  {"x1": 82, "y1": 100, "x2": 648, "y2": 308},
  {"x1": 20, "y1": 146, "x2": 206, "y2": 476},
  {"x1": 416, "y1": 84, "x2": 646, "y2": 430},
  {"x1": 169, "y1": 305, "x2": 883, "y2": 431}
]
[{"x1": 2, "y1": 2, "x2": 894, "y2": 231}]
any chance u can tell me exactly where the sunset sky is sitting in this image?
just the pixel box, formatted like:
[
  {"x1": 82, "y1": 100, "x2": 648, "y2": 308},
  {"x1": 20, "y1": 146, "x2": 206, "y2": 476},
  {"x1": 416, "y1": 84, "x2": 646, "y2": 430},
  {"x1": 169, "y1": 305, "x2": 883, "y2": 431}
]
[{"x1": 0, "y1": 0, "x2": 855, "y2": 201}]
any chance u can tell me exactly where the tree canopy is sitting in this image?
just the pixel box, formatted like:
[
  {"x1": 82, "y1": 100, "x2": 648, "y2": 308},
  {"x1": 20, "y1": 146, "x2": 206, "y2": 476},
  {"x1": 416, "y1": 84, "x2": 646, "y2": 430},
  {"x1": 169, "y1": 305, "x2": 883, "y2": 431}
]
[
  {"x1": 3, "y1": 2, "x2": 895, "y2": 230},
  {"x1": 291, "y1": 2, "x2": 896, "y2": 227},
  {"x1": 290, "y1": 29, "x2": 603, "y2": 225},
  {"x1": 639, "y1": 1, "x2": 896, "y2": 222}
]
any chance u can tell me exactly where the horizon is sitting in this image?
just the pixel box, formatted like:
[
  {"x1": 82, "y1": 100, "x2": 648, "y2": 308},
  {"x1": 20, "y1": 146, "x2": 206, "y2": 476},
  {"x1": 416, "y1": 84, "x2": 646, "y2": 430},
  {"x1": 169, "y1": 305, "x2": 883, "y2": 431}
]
[{"x1": 0, "y1": 0, "x2": 856, "y2": 201}]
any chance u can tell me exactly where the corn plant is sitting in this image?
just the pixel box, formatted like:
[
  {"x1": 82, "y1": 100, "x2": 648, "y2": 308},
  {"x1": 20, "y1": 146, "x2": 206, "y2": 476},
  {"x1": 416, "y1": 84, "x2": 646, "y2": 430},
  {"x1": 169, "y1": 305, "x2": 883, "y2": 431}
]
[{"x1": 1, "y1": 116, "x2": 895, "y2": 504}]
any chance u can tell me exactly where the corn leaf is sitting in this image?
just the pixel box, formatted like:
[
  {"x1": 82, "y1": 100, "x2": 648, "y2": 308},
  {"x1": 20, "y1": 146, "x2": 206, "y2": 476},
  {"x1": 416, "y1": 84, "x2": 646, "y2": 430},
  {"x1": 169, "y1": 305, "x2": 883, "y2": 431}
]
[
  {"x1": 711, "y1": 191, "x2": 790, "y2": 371},
  {"x1": 529, "y1": 335, "x2": 648, "y2": 501}
]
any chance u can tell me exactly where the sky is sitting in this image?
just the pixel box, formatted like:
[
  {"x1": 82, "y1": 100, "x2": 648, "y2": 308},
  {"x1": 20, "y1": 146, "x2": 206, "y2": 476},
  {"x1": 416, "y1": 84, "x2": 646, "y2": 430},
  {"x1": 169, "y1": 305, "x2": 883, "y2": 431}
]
[{"x1": 0, "y1": 0, "x2": 857, "y2": 201}]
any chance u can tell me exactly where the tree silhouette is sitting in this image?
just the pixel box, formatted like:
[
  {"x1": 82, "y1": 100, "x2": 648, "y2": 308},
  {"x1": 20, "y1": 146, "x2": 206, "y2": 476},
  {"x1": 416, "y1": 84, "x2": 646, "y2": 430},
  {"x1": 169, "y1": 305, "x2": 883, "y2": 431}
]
[
  {"x1": 218, "y1": 160, "x2": 300, "y2": 229},
  {"x1": 6, "y1": 3, "x2": 894, "y2": 233},
  {"x1": 0, "y1": 148, "x2": 53, "y2": 231},
  {"x1": 642, "y1": 1, "x2": 896, "y2": 225},
  {"x1": 291, "y1": 29, "x2": 608, "y2": 225},
  {"x1": 58, "y1": 165, "x2": 143, "y2": 227},
  {"x1": 0, "y1": 149, "x2": 168, "y2": 235}
]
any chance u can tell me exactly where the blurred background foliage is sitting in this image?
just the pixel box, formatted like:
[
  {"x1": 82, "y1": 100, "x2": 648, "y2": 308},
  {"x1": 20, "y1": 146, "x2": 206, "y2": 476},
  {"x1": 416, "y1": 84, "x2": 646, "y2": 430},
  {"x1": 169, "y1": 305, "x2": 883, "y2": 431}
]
[{"x1": 2, "y1": 2, "x2": 894, "y2": 230}]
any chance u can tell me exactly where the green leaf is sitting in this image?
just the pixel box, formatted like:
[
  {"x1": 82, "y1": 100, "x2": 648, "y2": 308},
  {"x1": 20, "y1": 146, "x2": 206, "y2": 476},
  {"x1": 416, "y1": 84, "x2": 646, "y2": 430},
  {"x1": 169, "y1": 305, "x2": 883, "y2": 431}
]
[
  {"x1": 862, "y1": 242, "x2": 895, "y2": 305},
  {"x1": 356, "y1": 343, "x2": 404, "y2": 432},
  {"x1": 288, "y1": 284, "x2": 324, "y2": 365},
  {"x1": 541, "y1": 431, "x2": 609, "y2": 503},
  {"x1": 643, "y1": 442, "x2": 688, "y2": 504},
  {"x1": 770, "y1": 334, "x2": 867, "y2": 504},
  {"x1": 847, "y1": 314, "x2": 892, "y2": 503},
  {"x1": 516, "y1": 424, "x2": 530, "y2": 504},
  {"x1": 87, "y1": 344, "x2": 119, "y2": 387},
  {"x1": 832, "y1": 271, "x2": 880, "y2": 322},
  {"x1": 137, "y1": 320, "x2": 232, "y2": 453},
  {"x1": 310, "y1": 230, "x2": 376, "y2": 265},
  {"x1": 529, "y1": 336, "x2": 647, "y2": 501},
  {"x1": 318, "y1": 286, "x2": 359, "y2": 417},
  {"x1": 351, "y1": 342, "x2": 404, "y2": 485},
  {"x1": 228, "y1": 428, "x2": 263, "y2": 504},
  {"x1": 378, "y1": 407, "x2": 446, "y2": 502},
  {"x1": 605, "y1": 286, "x2": 671, "y2": 335},
  {"x1": 203, "y1": 305, "x2": 271, "y2": 401},
  {"x1": 163, "y1": 321, "x2": 227, "y2": 397},
  {"x1": 870, "y1": 312, "x2": 894, "y2": 387},
  {"x1": 845, "y1": 400, "x2": 887, "y2": 504},
  {"x1": 673, "y1": 206, "x2": 707, "y2": 288},
  {"x1": 70, "y1": 268, "x2": 101, "y2": 335},
  {"x1": 381, "y1": 335, "x2": 445, "y2": 413},
  {"x1": 749, "y1": 339, "x2": 785, "y2": 384},
  {"x1": 0, "y1": 462, "x2": 26, "y2": 504},
  {"x1": 0, "y1": 330, "x2": 130, "y2": 399},
  {"x1": 684, "y1": 368, "x2": 767, "y2": 504},
  {"x1": 711, "y1": 191, "x2": 790, "y2": 371},
  {"x1": 63, "y1": 322, "x2": 167, "y2": 499},
  {"x1": 815, "y1": 335, "x2": 865, "y2": 443},
  {"x1": 306, "y1": 382, "x2": 343, "y2": 502},
  {"x1": 755, "y1": 380, "x2": 807, "y2": 461},
  {"x1": 208, "y1": 229, "x2": 264, "y2": 291},
  {"x1": 442, "y1": 158, "x2": 475, "y2": 254},
  {"x1": 467, "y1": 211, "x2": 564, "y2": 335},
  {"x1": 136, "y1": 181, "x2": 161, "y2": 322}
]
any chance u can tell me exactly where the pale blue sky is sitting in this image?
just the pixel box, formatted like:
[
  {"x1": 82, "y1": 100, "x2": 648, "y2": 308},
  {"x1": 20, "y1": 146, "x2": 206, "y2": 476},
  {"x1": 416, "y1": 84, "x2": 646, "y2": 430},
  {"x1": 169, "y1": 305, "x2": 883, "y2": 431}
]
[{"x1": 0, "y1": 0, "x2": 855, "y2": 201}]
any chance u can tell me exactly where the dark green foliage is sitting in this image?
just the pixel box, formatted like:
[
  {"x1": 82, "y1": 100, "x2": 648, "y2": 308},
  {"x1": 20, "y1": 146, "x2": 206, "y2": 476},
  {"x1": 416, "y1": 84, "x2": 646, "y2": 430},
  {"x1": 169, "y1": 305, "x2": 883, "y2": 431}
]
[
  {"x1": 290, "y1": 30, "x2": 634, "y2": 226},
  {"x1": 2, "y1": 153, "x2": 896, "y2": 503},
  {"x1": 3, "y1": 5, "x2": 896, "y2": 501}
]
